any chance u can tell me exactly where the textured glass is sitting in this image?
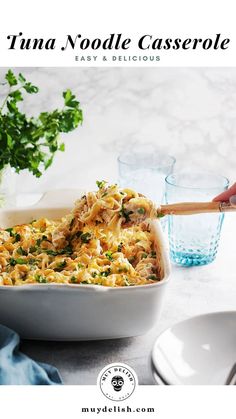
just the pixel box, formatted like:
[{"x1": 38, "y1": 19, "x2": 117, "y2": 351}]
[
  {"x1": 166, "y1": 172, "x2": 229, "y2": 267},
  {"x1": 118, "y1": 144, "x2": 175, "y2": 204}
]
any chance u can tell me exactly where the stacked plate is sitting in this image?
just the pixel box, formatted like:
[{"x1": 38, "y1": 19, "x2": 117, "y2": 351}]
[{"x1": 151, "y1": 311, "x2": 236, "y2": 385}]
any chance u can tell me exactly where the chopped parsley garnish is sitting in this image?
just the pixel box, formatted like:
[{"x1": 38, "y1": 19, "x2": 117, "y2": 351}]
[
  {"x1": 60, "y1": 246, "x2": 73, "y2": 255},
  {"x1": 35, "y1": 274, "x2": 47, "y2": 283},
  {"x1": 36, "y1": 238, "x2": 42, "y2": 246},
  {"x1": 69, "y1": 218, "x2": 75, "y2": 229},
  {"x1": 45, "y1": 246, "x2": 72, "y2": 256},
  {"x1": 157, "y1": 212, "x2": 165, "y2": 218},
  {"x1": 92, "y1": 272, "x2": 98, "y2": 278},
  {"x1": 9, "y1": 258, "x2": 16, "y2": 266},
  {"x1": 70, "y1": 276, "x2": 77, "y2": 283},
  {"x1": 137, "y1": 207, "x2": 145, "y2": 215},
  {"x1": 37, "y1": 235, "x2": 48, "y2": 246},
  {"x1": 14, "y1": 233, "x2": 21, "y2": 242},
  {"x1": 5, "y1": 228, "x2": 21, "y2": 242},
  {"x1": 100, "y1": 268, "x2": 111, "y2": 277},
  {"x1": 75, "y1": 231, "x2": 82, "y2": 238},
  {"x1": 124, "y1": 277, "x2": 135, "y2": 286},
  {"x1": 105, "y1": 251, "x2": 113, "y2": 261},
  {"x1": 77, "y1": 263, "x2": 84, "y2": 269},
  {"x1": 117, "y1": 242, "x2": 123, "y2": 252},
  {"x1": 147, "y1": 274, "x2": 159, "y2": 281},
  {"x1": 17, "y1": 247, "x2": 28, "y2": 256},
  {"x1": 28, "y1": 258, "x2": 38, "y2": 265},
  {"x1": 150, "y1": 251, "x2": 156, "y2": 258},
  {"x1": 119, "y1": 205, "x2": 133, "y2": 222},
  {"x1": 141, "y1": 253, "x2": 148, "y2": 259},
  {"x1": 10, "y1": 256, "x2": 39, "y2": 266},
  {"x1": 9, "y1": 258, "x2": 25, "y2": 266},
  {"x1": 45, "y1": 249, "x2": 58, "y2": 256},
  {"x1": 29, "y1": 246, "x2": 37, "y2": 253},
  {"x1": 55, "y1": 260, "x2": 67, "y2": 271},
  {"x1": 96, "y1": 180, "x2": 106, "y2": 189},
  {"x1": 80, "y1": 232, "x2": 92, "y2": 243}
]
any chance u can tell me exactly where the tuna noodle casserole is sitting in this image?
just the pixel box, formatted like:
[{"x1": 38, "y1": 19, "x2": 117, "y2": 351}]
[{"x1": 0, "y1": 182, "x2": 161, "y2": 287}]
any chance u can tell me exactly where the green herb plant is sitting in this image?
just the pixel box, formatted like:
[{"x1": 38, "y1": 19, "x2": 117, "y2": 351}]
[{"x1": 0, "y1": 69, "x2": 83, "y2": 177}]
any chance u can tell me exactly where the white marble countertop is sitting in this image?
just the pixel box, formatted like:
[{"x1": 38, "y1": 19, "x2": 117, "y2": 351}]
[
  {"x1": 0, "y1": 67, "x2": 235, "y2": 195},
  {"x1": 21, "y1": 213, "x2": 236, "y2": 385}
]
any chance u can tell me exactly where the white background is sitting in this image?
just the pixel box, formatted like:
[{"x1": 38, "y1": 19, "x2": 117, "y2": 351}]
[
  {"x1": 0, "y1": 385, "x2": 235, "y2": 418},
  {"x1": 0, "y1": 0, "x2": 236, "y2": 417},
  {"x1": 0, "y1": 0, "x2": 235, "y2": 66}
]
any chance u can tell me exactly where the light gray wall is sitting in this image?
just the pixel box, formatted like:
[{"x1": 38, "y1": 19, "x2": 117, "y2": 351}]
[{"x1": 0, "y1": 67, "x2": 234, "y2": 192}]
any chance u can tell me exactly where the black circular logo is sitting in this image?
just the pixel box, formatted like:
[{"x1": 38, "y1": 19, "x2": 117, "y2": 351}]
[{"x1": 97, "y1": 363, "x2": 138, "y2": 401}]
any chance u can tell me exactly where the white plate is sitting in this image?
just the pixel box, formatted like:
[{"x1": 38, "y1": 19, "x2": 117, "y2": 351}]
[
  {"x1": 151, "y1": 311, "x2": 236, "y2": 385},
  {"x1": 0, "y1": 190, "x2": 171, "y2": 341}
]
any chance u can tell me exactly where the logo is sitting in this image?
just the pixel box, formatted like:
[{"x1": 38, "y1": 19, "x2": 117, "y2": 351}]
[{"x1": 97, "y1": 363, "x2": 138, "y2": 401}]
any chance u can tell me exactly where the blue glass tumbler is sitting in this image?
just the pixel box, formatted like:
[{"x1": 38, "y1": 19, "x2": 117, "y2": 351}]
[{"x1": 165, "y1": 172, "x2": 229, "y2": 267}]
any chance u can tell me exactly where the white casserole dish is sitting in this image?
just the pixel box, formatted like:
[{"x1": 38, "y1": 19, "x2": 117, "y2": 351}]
[{"x1": 0, "y1": 190, "x2": 171, "y2": 341}]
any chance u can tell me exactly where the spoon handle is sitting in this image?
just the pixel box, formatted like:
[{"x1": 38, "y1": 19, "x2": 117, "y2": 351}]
[{"x1": 159, "y1": 201, "x2": 236, "y2": 216}]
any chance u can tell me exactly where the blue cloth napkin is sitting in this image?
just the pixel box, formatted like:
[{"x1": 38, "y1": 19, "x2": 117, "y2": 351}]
[{"x1": 0, "y1": 325, "x2": 62, "y2": 385}]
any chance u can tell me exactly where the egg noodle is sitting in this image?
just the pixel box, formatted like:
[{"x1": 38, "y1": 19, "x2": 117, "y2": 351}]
[{"x1": 0, "y1": 182, "x2": 161, "y2": 287}]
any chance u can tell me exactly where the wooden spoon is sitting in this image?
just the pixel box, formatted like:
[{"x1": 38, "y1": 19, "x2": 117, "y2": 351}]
[{"x1": 158, "y1": 201, "x2": 236, "y2": 216}]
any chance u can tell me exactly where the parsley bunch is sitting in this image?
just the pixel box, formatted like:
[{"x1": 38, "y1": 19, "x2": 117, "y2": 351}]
[{"x1": 0, "y1": 70, "x2": 83, "y2": 177}]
